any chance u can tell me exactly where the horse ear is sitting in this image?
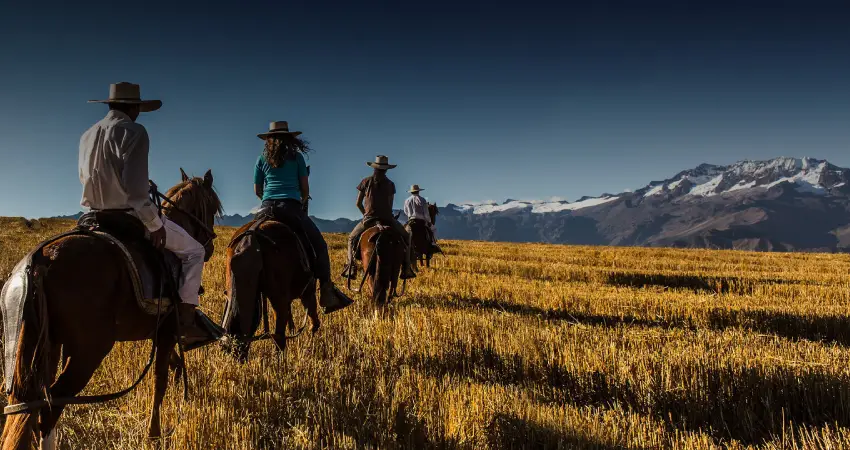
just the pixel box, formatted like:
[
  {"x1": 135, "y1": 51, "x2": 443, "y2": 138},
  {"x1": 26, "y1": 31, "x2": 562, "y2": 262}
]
[
  {"x1": 203, "y1": 170, "x2": 213, "y2": 188},
  {"x1": 180, "y1": 168, "x2": 189, "y2": 182}
]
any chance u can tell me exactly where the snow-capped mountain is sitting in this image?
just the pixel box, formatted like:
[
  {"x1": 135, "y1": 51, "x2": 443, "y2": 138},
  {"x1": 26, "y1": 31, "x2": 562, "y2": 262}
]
[
  {"x1": 449, "y1": 157, "x2": 850, "y2": 217},
  {"x1": 435, "y1": 157, "x2": 850, "y2": 252},
  {"x1": 635, "y1": 157, "x2": 849, "y2": 199}
]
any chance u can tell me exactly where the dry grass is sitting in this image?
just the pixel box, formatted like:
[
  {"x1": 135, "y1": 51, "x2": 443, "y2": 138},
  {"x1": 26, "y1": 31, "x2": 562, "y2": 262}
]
[{"x1": 2, "y1": 217, "x2": 850, "y2": 449}]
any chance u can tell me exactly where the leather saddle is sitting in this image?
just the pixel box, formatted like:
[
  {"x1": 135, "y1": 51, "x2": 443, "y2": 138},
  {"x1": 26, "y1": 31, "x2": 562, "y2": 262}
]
[
  {"x1": 354, "y1": 218, "x2": 404, "y2": 261},
  {"x1": 254, "y1": 204, "x2": 316, "y2": 268},
  {"x1": 77, "y1": 211, "x2": 181, "y2": 314}
]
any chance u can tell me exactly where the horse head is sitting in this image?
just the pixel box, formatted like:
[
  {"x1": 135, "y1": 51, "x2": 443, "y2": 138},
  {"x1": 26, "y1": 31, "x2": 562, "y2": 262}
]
[
  {"x1": 164, "y1": 168, "x2": 222, "y2": 261},
  {"x1": 428, "y1": 203, "x2": 439, "y2": 225}
]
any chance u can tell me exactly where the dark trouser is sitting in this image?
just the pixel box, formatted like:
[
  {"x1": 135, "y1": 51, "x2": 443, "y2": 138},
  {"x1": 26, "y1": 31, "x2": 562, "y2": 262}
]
[
  {"x1": 261, "y1": 199, "x2": 331, "y2": 283},
  {"x1": 348, "y1": 216, "x2": 412, "y2": 266}
]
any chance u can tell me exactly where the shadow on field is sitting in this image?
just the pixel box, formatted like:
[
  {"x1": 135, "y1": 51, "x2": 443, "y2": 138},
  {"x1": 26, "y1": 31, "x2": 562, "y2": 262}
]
[
  {"x1": 405, "y1": 342, "x2": 850, "y2": 445},
  {"x1": 604, "y1": 272, "x2": 798, "y2": 295},
  {"x1": 486, "y1": 413, "x2": 649, "y2": 450},
  {"x1": 399, "y1": 295, "x2": 696, "y2": 331},
  {"x1": 708, "y1": 309, "x2": 850, "y2": 346}
]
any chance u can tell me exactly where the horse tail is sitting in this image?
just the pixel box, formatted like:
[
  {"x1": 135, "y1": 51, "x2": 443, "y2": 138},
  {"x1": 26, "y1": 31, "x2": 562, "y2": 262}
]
[
  {"x1": 371, "y1": 236, "x2": 391, "y2": 306},
  {"x1": 1, "y1": 269, "x2": 52, "y2": 450}
]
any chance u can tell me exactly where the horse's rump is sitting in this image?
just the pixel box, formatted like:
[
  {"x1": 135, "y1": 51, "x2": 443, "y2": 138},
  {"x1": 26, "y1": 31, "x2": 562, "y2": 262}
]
[
  {"x1": 405, "y1": 219, "x2": 433, "y2": 255},
  {"x1": 1, "y1": 223, "x2": 178, "y2": 390},
  {"x1": 223, "y1": 218, "x2": 311, "y2": 339}
]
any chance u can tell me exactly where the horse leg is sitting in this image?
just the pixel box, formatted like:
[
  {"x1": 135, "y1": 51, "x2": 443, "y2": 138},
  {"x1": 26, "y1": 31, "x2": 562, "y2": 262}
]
[
  {"x1": 168, "y1": 349, "x2": 184, "y2": 383},
  {"x1": 38, "y1": 341, "x2": 113, "y2": 449},
  {"x1": 301, "y1": 282, "x2": 320, "y2": 333},
  {"x1": 148, "y1": 331, "x2": 178, "y2": 439},
  {"x1": 269, "y1": 297, "x2": 291, "y2": 354}
]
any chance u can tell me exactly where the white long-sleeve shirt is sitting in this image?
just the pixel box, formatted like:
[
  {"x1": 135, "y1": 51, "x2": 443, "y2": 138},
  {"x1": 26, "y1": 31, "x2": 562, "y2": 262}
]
[
  {"x1": 79, "y1": 110, "x2": 163, "y2": 232},
  {"x1": 403, "y1": 194, "x2": 430, "y2": 224}
]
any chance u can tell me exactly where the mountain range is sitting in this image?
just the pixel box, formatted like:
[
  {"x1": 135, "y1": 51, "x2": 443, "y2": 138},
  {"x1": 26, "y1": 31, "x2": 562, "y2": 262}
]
[{"x1": 54, "y1": 157, "x2": 850, "y2": 252}]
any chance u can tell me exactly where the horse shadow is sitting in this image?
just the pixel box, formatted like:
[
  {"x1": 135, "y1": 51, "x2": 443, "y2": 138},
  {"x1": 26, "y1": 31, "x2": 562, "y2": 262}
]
[
  {"x1": 404, "y1": 343, "x2": 850, "y2": 445},
  {"x1": 485, "y1": 412, "x2": 651, "y2": 450},
  {"x1": 398, "y1": 294, "x2": 696, "y2": 331},
  {"x1": 707, "y1": 309, "x2": 850, "y2": 347},
  {"x1": 604, "y1": 271, "x2": 800, "y2": 295}
]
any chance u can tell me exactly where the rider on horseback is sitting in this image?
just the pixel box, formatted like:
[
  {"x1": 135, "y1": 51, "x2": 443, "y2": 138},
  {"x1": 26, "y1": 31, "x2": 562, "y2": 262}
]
[
  {"x1": 343, "y1": 155, "x2": 417, "y2": 280},
  {"x1": 403, "y1": 184, "x2": 438, "y2": 246},
  {"x1": 80, "y1": 82, "x2": 207, "y2": 340},
  {"x1": 254, "y1": 122, "x2": 354, "y2": 313}
]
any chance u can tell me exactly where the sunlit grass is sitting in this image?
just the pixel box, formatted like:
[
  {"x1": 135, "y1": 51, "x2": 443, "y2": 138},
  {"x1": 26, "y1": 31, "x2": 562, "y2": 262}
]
[{"x1": 2, "y1": 217, "x2": 850, "y2": 449}]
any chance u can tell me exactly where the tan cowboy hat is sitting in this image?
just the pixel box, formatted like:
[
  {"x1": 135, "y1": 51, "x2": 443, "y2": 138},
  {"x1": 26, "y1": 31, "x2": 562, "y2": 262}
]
[
  {"x1": 409, "y1": 184, "x2": 424, "y2": 193},
  {"x1": 367, "y1": 155, "x2": 397, "y2": 169},
  {"x1": 87, "y1": 82, "x2": 162, "y2": 112},
  {"x1": 258, "y1": 121, "x2": 302, "y2": 139}
]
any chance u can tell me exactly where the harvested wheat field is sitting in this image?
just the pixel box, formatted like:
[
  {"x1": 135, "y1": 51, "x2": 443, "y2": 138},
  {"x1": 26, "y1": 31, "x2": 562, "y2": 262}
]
[{"x1": 3, "y1": 217, "x2": 850, "y2": 449}]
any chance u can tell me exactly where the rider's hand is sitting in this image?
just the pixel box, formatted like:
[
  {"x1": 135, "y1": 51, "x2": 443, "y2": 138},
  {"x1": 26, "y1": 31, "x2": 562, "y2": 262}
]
[{"x1": 150, "y1": 226, "x2": 167, "y2": 250}]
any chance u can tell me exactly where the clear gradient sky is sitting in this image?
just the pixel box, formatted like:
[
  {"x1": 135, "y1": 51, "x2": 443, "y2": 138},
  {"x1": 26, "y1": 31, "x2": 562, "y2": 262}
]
[{"x1": 1, "y1": 1, "x2": 849, "y2": 219}]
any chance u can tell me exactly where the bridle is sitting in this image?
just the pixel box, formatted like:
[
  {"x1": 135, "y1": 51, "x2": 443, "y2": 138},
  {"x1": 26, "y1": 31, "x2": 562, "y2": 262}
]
[{"x1": 150, "y1": 184, "x2": 218, "y2": 251}]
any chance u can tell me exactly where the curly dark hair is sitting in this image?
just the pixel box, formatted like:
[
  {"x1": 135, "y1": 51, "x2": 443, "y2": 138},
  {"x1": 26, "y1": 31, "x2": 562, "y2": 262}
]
[{"x1": 263, "y1": 135, "x2": 312, "y2": 168}]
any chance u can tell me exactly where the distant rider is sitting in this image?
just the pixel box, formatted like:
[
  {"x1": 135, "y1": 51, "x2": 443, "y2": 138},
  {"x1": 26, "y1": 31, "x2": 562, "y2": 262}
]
[{"x1": 343, "y1": 155, "x2": 416, "y2": 280}]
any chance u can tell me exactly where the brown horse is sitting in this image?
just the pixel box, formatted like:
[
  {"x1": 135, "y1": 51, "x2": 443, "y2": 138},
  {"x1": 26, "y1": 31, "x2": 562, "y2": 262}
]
[
  {"x1": 406, "y1": 203, "x2": 441, "y2": 268},
  {"x1": 358, "y1": 224, "x2": 406, "y2": 309},
  {"x1": 223, "y1": 217, "x2": 320, "y2": 361},
  {"x1": 0, "y1": 170, "x2": 221, "y2": 449}
]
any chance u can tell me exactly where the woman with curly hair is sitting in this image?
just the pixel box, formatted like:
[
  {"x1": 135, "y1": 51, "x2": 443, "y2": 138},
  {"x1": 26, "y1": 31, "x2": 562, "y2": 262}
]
[{"x1": 254, "y1": 121, "x2": 353, "y2": 314}]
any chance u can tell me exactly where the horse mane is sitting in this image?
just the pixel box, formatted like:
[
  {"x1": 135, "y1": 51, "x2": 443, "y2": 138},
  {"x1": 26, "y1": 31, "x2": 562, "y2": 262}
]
[{"x1": 164, "y1": 177, "x2": 224, "y2": 219}]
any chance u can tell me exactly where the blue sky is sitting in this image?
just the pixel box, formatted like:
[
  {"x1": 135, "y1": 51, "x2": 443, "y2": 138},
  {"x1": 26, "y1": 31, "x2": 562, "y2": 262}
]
[{"x1": 1, "y1": 1, "x2": 849, "y2": 219}]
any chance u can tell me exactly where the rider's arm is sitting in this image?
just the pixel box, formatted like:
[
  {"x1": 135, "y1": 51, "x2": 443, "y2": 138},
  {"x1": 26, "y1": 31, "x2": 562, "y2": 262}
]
[
  {"x1": 254, "y1": 156, "x2": 266, "y2": 200},
  {"x1": 297, "y1": 154, "x2": 309, "y2": 203},
  {"x1": 356, "y1": 191, "x2": 366, "y2": 215},
  {"x1": 299, "y1": 177, "x2": 309, "y2": 203},
  {"x1": 122, "y1": 127, "x2": 163, "y2": 233},
  {"x1": 403, "y1": 197, "x2": 413, "y2": 219}
]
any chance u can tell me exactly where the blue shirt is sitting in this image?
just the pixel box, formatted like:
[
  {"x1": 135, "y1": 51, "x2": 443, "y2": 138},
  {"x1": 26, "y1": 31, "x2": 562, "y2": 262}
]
[{"x1": 254, "y1": 153, "x2": 308, "y2": 201}]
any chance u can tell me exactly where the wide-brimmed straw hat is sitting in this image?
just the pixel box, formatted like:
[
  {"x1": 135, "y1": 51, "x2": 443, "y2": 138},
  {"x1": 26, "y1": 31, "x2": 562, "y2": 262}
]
[
  {"x1": 409, "y1": 184, "x2": 424, "y2": 193},
  {"x1": 367, "y1": 155, "x2": 397, "y2": 170},
  {"x1": 258, "y1": 121, "x2": 302, "y2": 140},
  {"x1": 88, "y1": 82, "x2": 162, "y2": 112}
]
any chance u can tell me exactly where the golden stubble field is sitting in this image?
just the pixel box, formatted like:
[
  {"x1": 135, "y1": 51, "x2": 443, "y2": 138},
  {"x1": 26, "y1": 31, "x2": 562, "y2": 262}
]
[{"x1": 2, "y1": 217, "x2": 850, "y2": 449}]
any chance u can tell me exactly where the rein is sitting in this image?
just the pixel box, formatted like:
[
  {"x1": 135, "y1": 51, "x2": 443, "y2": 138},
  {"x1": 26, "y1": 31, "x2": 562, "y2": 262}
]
[{"x1": 153, "y1": 189, "x2": 217, "y2": 248}]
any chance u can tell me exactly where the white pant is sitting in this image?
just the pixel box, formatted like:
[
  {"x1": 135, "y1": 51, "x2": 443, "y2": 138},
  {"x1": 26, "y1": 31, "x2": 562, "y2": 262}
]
[{"x1": 161, "y1": 217, "x2": 205, "y2": 306}]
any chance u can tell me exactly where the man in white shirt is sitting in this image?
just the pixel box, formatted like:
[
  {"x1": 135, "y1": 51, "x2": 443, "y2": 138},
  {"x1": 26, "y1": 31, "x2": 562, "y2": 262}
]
[
  {"x1": 403, "y1": 184, "x2": 437, "y2": 244},
  {"x1": 81, "y1": 82, "x2": 206, "y2": 337}
]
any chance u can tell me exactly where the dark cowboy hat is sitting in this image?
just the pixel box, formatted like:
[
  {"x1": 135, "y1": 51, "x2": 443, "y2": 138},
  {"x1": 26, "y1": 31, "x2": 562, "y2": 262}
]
[
  {"x1": 367, "y1": 155, "x2": 397, "y2": 170},
  {"x1": 88, "y1": 82, "x2": 162, "y2": 113},
  {"x1": 258, "y1": 121, "x2": 303, "y2": 139}
]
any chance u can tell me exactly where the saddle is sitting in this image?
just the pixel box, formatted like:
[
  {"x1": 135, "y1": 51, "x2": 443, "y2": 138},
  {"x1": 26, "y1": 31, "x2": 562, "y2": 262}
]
[
  {"x1": 354, "y1": 218, "x2": 404, "y2": 262},
  {"x1": 254, "y1": 205, "x2": 315, "y2": 270},
  {"x1": 77, "y1": 211, "x2": 181, "y2": 315}
]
